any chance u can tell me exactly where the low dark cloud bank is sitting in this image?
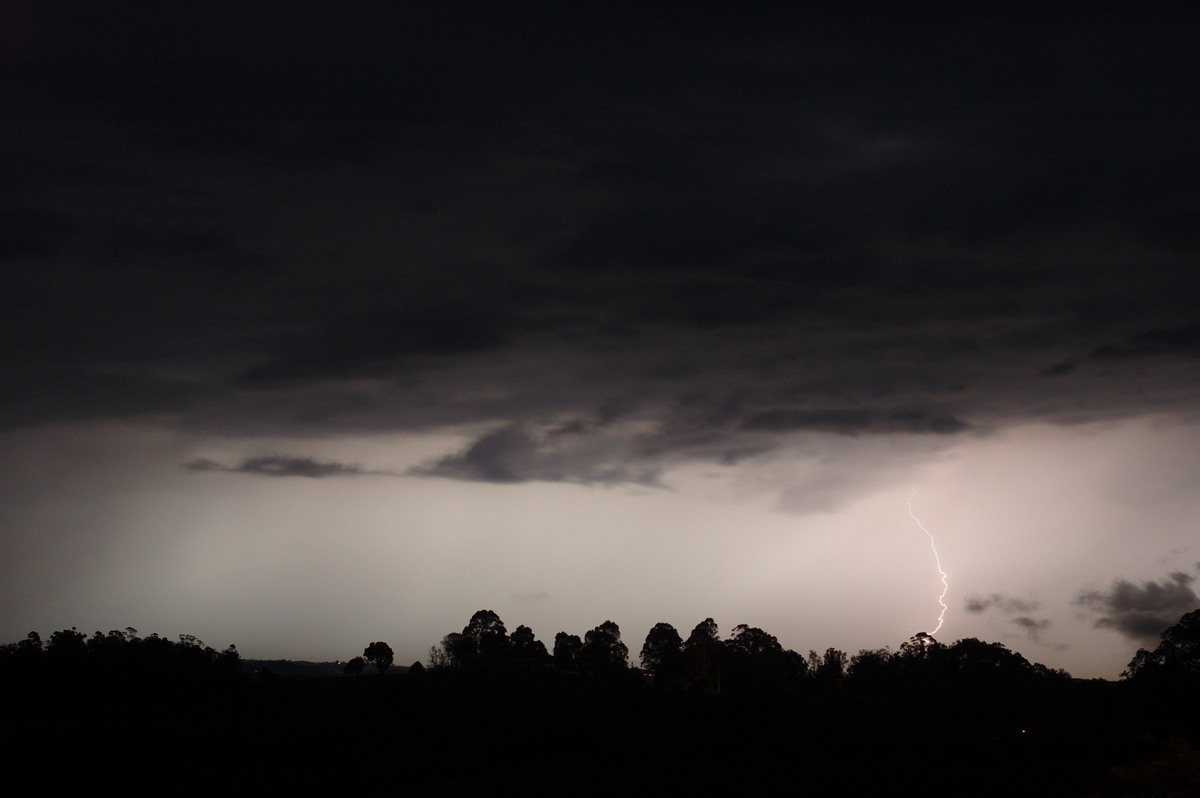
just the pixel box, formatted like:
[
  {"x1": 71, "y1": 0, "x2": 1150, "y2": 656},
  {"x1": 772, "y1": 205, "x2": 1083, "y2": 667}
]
[
  {"x1": 744, "y1": 409, "x2": 969, "y2": 436},
  {"x1": 1076, "y1": 572, "x2": 1200, "y2": 645},
  {"x1": 184, "y1": 456, "x2": 393, "y2": 479},
  {"x1": 410, "y1": 422, "x2": 665, "y2": 487},
  {"x1": 965, "y1": 594, "x2": 1042, "y2": 615},
  {"x1": 5, "y1": 4, "x2": 1200, "y2": 485}
]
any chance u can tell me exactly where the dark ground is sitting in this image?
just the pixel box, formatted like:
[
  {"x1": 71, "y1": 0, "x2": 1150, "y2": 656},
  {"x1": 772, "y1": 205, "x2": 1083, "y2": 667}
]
[{"x1": 8, "y1": 667, "x2": 1198, "y2": 796}]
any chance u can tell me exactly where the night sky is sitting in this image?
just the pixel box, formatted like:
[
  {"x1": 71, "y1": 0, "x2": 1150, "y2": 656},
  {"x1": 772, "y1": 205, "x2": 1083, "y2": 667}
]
[{"x1": 4, "y1": 3, "x2": 1200, "y2": 678}]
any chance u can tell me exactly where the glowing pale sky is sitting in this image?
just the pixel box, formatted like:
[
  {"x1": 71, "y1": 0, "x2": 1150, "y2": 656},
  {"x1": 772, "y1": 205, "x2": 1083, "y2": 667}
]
[
  {"x1": 3, "y1": 5, "x2": 1199, "y2": 678},
  {"x1": 4, "y1": 417, "x2": 1197, "y2": 678}
]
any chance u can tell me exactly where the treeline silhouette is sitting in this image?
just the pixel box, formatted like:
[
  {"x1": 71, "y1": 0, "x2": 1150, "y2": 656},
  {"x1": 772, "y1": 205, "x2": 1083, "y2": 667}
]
[
  {"x1": 3, "y1": 626, "x2": 241, "y2": 691},
  {"x1": 427, "y1": 612, "x2": 1075, "y2": 700},
  {"x1": 4, "y1": 610, "x2": 1199, "y2": 795}
]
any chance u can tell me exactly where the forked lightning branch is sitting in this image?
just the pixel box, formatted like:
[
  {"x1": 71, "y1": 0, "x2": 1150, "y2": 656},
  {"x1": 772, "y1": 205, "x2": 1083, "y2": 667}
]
[{"x1": 907, "y1": 488, "x2": 949, "y2": 635}]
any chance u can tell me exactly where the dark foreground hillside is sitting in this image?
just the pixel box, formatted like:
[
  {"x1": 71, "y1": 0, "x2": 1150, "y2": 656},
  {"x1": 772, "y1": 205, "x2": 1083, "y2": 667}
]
[
  {"x1": 7, "y1": 665, "x2": 1199, "y2": 796},
  {"x1": 8, "y1": 615, "x2": 1200, "y2": 795}
]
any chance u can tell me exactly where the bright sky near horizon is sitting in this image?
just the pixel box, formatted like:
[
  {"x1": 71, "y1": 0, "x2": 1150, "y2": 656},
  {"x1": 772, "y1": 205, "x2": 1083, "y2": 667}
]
[{"x1": 3, "y1": 4, "x2": 1199, "y2": 678}]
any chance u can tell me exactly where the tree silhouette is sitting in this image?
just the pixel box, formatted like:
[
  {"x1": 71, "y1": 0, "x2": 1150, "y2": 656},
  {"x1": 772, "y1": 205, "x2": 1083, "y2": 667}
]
[
  {"x1": 1161, "y1": 608, "x2": 1200, "y2": 663},
  {"x1": 723, "y1": 624, "x2": 805, "y2": 694},
  {"x1": 510, "y1": 625, "x2": 549, "y2": 660},
  {"x1": 640, "y1": 622, "x2": 683, "y2": 682},
  {"x1": 17, "y1": 631, "x2": 43, "y2": 655},
  {"x1": 579, "y1": 621, "x2": 627, "y2": 676},
  {"x1": 463, "y1": 609, "x2": 509, "y2": 658},
  {"x1": 1124, "y1": 608, "x2": 1200, "y2": 685},
  {"x1": 945, "y1": 638, "x2": 1029, "y2": 674},
  {"x1": 343, "y1": 656, "x2": 366, "y2": 676},
  {"x1": 897, "y1": 632, "x2": 943, "y2": 660},
  {"x1": 1, "y1": 625, "x2": 241, "y2": 695},
  {"x1": 809, "y1": 647, "x2": 848, "y2": 692},
  {"x1": 430, "y1": 632, "x2": 473, "y2": 669},
  {"x1": 553, "y1": 632, "x2": 582, "y2": 671},
  {"x1": 848, "y1": 648, "x2": 893, "y2": 694},
  {"x1": 363, "y1": 641, "x2": 394, "y2": 674},
  {"x1": 675, "y1": 619, "x2": 729, "y2": 694},
  {"x1": 430, "y1": 611, "x2": 551, "y2": 668},
  {"x1": 46, "y1": 627, "x2": 87, "y2": 658},
  {"x1": 685, "y1": 617, "x2": 720, "y2": 649},
  {"x1": 728, "y1": 624, "x2": 782, "y2": 658}
]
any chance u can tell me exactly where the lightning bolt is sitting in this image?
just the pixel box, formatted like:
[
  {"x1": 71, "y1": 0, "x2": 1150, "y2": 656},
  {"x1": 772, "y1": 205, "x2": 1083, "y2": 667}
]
[{"x1": 907, "y1": 488, "x2": 949, "y2": 635}]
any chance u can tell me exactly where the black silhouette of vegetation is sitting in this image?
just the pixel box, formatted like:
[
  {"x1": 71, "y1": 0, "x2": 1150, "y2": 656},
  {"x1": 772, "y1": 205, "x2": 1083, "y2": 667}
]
[
  {"x1": 5, "y1": 609, "x2": 1200, "y2": 794},
  {"x1": 3, "y1": 627, "x2": 241, "y2": 690},
  {"x1": 1123, "y1": 607, "x2": 1200, "y2": 685},
  {"x1": 553, "y1": 630, "x2": 582, "y2": 670},
  {"x1": 363, "y1": 640, "x2": 394, "y2": 674}
]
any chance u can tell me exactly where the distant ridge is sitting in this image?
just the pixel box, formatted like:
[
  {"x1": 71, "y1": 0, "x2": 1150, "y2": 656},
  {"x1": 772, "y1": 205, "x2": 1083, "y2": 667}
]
[{"x1": 244, "y1": 659, "x2": 410, "y2": 680}]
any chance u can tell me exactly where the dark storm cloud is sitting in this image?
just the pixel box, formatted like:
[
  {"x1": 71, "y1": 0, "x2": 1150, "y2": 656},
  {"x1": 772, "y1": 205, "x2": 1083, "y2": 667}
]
[
  {"x1": 184, "y1": 456, "x2": 394, "y2": 479},
  {"x1": 1090, "y1": 320, "x2": 1200, "y2": 362},
  {"x1": 240, "y1": 304, "x2": 513, "y2": 384},
  {"x1": 410, "y1": 423, "x2": 664, "y2": 487},
  {"x1": 0, "y1": 367, "x2": 209, "y2": 429},
  {"x1": 743, "y1": 408, "x2": 968, "y2": 436},
  {"x1": 0, "y1": 208, "x2": 76, "y2": 260},
  {"x1": 1041, "y1": 362, "x2": 1076, "y2": 378},
  {"x1": 1076, "y1": 572, "x2": 1200, "y2": 644},
  {"x1": 965, "y1": 594, "x2": 1043, "y2": 615},
  {"x1": 1011, "y1": 617, "x2": 1050, "y2": 634},
  {"x1": 6, "y1": 4, "x2": 1200, "y2": 487},
  {"x1": 1007, "y1": 617, "x2": 1061, "y2": 647}
]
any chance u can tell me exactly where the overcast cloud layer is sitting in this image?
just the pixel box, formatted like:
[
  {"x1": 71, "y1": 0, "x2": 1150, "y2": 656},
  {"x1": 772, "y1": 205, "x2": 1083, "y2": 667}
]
[
  {"x1": 3, "y1": 4, "x2": 1199, "y2": 674},
  {"x1": 7, "y1": 5, "x2": 1199, "y2": 461}
]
